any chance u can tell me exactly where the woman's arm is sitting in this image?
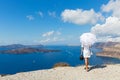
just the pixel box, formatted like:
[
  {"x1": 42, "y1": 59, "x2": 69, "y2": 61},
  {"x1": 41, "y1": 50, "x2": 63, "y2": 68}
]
[{"x1": 81, "y1": 43, "x2": 84, "y2": 52}]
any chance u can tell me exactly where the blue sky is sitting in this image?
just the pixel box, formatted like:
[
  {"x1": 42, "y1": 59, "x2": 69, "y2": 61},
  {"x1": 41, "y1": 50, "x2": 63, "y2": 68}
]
[{"x1": 1, "y1": 0, "x2": 120, "y2": 45}]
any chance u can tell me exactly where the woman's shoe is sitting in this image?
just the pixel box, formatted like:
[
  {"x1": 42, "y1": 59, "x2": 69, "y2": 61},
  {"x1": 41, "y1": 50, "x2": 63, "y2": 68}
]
[
  {"x1": 84, "y1": 67, "x2": 90, "y2": 72},
  {"x1": 84, "y1": 67, "x2": 90, "y2": 70}
]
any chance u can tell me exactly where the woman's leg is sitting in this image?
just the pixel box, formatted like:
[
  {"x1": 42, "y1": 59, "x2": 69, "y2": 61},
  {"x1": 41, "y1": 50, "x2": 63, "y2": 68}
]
[{"x1": 85, "y1": 58, "x2": 89, "y2": 71}]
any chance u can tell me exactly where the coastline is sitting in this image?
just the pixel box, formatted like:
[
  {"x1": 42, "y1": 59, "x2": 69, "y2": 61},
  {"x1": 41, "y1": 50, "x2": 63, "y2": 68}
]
[
  {"x1": 0, "y1": 64, "x2": 120, "y2": 80},
  {"x1": 96, "y1": 53, "x2": 120, "y2": 59},
  {"x1": 96, "y1": 44, "x2": 120, "y2": 59}
]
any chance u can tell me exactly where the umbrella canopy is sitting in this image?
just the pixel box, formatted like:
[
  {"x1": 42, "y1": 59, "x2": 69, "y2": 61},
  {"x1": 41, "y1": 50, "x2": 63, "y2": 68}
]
[{"x1": 80, "y1": 33, "x2": 97, "y2": 46}]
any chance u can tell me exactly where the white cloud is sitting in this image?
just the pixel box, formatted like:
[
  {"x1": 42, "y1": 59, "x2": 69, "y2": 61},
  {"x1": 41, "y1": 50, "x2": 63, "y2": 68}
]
[
  {"x1": 40, "y1": 30, "x2": 64, "y2": 44},
  {"x1": 26, "y1": 15, "x2": 34, "y2": 20},
  {"x1": 107, "y1": 37, "x2": 120, "y2": 42},
  {"x1": 91, "y1": 16, "x2": 120, "y2": 42},
  {"x1": 53, "y1": 37, "x2": 58, "y2": 41},
  {"x1": 42, "y1": 30, "x2": 54, "y2": 37},
  {"x1": 40, "y1": 38, "x2": 50, "y2": 43},
  {"x1": 101, "y1": 0, "x2": 120, "y2": 18},
  {"x1": 48, "y1": 11, "x2": 56, "y2": 18},
  {"x1": 38, "y1": 11, "x2": 43, "y2": 17},
  {"x1": 61, "y1": 9, "x2": 104, "y2": 25},
  {"x1": 90, "y1": 0, "x2": 120, "y2": 42},
  {"x1": 42, "y1": 30, "x2": 61, "y2": 37},
  {"x1": 56, "y1": 31, "x2": 61, "y2": 35},
  {"x1": 53, "y1": 37, "x2": 64, "y2": 42}
]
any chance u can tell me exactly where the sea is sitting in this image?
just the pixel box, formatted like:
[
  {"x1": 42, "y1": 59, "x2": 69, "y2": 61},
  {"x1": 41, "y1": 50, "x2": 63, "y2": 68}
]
[{"x1": 0, "y1": 46, "x2": 120, "y2": 74}]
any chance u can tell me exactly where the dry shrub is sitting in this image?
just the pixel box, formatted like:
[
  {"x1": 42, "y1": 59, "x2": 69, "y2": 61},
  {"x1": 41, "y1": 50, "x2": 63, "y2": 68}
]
[{"x1": 53, "y1": 62, "x2": 70, "y2": 68}]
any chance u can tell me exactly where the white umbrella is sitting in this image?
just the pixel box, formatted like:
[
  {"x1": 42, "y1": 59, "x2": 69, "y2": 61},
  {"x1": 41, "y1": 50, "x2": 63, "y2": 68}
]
[{"x1": 80, "y1": 33, "x2": 97, "y2": 46}]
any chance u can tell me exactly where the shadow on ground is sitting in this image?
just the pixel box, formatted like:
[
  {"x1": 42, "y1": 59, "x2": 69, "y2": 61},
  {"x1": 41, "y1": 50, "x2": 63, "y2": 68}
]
[{"x1": 88, "y1": 64, "x2": 107, "y2": 71}]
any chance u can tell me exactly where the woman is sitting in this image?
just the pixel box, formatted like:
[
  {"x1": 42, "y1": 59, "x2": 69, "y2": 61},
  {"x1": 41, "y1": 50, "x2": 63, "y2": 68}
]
[
  {"x1": 81, "y1": 44, "x2": 92, "y2": 72},
  {"x1": 80, "y1": 32, "x2": 96, "y2": 72}
]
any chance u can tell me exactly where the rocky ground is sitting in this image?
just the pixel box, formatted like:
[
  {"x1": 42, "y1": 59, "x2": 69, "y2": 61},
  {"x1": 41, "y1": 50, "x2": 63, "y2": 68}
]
[{"x1": 0, "y1": 64, "x2": 120, "y2": 80}]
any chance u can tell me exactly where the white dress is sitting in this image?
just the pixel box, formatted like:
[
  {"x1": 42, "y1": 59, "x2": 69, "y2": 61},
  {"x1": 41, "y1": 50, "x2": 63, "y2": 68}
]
[{"x1": 81, "y1": 44, "x2": 92, "y2": 58}]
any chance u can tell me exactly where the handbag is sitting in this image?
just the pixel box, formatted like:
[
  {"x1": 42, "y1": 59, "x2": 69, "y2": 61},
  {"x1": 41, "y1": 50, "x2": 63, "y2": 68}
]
[
  {"x1": 80, "y1": 54, "x2": 84, "y2": 60},
  {"x1": 79, "y1": 47, "x2": 84, "y2": 60}
]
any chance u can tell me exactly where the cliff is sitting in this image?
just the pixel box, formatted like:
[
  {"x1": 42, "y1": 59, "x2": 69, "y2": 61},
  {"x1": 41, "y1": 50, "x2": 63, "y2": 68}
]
[
  {"x1": 93, "y1": 42, "x2": 119, "y2": 48},
  {"x1": 96, "y1": 43, "x2": 120, "y2": 58}
]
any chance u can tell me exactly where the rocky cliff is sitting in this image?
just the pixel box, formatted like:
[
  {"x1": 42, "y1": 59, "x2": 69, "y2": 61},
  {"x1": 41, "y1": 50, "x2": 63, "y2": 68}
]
[
  {"x1": 96, "y1": 43, "x2": 120, "y2": 58},
  {"x1": 93, "y1": 42, "x2": 119, "y2": 48}
]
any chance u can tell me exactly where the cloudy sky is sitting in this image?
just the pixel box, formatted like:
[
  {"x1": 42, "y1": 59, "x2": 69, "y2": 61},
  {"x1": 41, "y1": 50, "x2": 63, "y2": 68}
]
[{"x1": 0, "y1": 0, "x2": 120, "y2": 45}]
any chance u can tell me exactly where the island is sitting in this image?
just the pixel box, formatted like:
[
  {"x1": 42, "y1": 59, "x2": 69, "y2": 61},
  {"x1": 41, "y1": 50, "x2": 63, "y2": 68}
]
[
  {"x1": 0, "y1": 44, "x2": 61, "y2": 54},
  {"x1": 0, "y1": 44, "x2": 43, "y2": 49}
]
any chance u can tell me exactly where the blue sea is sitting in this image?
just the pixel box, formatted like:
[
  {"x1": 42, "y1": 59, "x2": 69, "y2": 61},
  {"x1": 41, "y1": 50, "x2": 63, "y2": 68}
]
[{"x1": 0, "y1": 46, "x2": 120, "y2": 74}]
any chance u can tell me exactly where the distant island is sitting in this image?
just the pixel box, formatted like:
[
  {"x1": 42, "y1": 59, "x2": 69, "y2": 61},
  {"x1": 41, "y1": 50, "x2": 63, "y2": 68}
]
[
  {"x1": 0, "y1": 44, "x2": 61, "y2": 54},
  {"x1": 0, "y1": 44, "x2": 43, "y2": 49}
]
